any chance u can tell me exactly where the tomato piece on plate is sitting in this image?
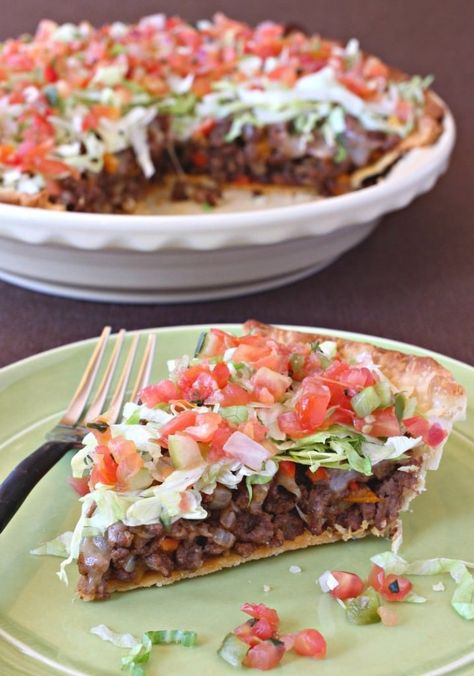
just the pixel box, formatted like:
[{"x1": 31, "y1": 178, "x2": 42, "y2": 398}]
[
  {"x1": 329, "y1": 571, "x2": 365, "y2": 600},
  {"x1": 368, "y1": 564, "x2": 386, "y2": 592},
  {"x1": 243, "y1": 640, "x2": 286, "y2": 670},
  {"x1": 381, "y1": 574, "x2": 413, "y2": 602},
  {"x1": 240, "y1": 603, "x2": 280, "y2": 632},
  {"x1": 293, "y1": 629, "x2": 327, "y2": 659}
]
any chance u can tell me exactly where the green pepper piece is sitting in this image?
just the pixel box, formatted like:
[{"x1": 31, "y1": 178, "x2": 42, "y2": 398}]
[{"x1": 345, "y1": 588, "x2": 381, "y2": 625}]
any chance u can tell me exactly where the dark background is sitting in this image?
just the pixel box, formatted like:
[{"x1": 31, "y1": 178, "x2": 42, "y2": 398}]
[{"x1": 1, "y1": 1, "x2": 473, "y2": 367}]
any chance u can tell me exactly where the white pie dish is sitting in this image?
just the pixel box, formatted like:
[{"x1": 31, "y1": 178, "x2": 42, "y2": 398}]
[{"x1": 0, "y1": 107, "x2": 455, "y2": 303}]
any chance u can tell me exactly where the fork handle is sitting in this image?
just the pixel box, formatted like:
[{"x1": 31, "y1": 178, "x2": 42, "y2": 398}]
[{"x1": 0, "y1": 441, "x2": 72, "y2": 534}]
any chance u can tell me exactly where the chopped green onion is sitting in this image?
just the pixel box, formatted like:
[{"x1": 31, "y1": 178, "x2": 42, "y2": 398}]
[
  {"x1": 394, "y1": 393, "x2": 406, "y2": 421},
  {"x1": 374, "y1": 381, "x2": 392, "y2": 408},
  {"x1": 289, "y1": 353, "x2": 305, "y2": 375},
  {"x1": 345, "y1": 588, "x2": 381, "y2": 625},
  {"x1": 351, "y1": 386, "x2": 381, "y2": 418},
  {"x1": 217, "y1": 633, "x2": 248, "y2": 668},
  {"x1": 194, "y1": 331, "x2": 208, "y2": 357},
  {"x1": 43, "y1": 84, "x2": 59, "y2": 107},
  {"x1": 145, "y1": 629, "x2": 197, "y2": 647}
]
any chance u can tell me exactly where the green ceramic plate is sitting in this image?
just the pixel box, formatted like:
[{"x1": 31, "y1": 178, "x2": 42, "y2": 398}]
[{"x1": 1, "y1": 325, "x2": 473, "y2": 676}]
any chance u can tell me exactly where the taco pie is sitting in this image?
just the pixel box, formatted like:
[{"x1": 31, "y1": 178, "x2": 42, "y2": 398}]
[
  {"x1": 0, "y1": 15, "x2": 444, "y2": 213},
  {"x1": 59, "y1": 322, "x2": 466, "y2": 600}
]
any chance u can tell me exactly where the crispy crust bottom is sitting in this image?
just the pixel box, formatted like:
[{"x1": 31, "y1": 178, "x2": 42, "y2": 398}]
[{"x1": 80, "y1": 523, "x2": 389, "y2": 600}]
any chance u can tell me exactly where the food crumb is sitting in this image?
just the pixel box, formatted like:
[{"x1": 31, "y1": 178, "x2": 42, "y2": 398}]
[
  {"x1": 432, "y1": 581, "x2": 445, "y2": 592},
  {"x1": 289, "y1": 565, "x2": 302, "y2": 574},
  {"x1": 263, "y1": 584, "x2": 272, "y2": 593}
]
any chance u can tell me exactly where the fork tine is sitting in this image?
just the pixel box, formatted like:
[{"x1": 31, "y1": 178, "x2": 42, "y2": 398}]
[
  {"x1": 129, "y1": 334, "x2": 156, "y2": 403},
  {"x1": 83, "y1": 329, "x2": 126, "y2": 424},
  {"x1": 102, "y1": 334, "x2": 140, "y2": 424},
  {"x1": 59, "y1": 326, "x2": 111, "y2": 427}
]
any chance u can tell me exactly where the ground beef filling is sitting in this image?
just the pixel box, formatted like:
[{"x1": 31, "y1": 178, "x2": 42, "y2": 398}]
[
  {"x1": 77, "y1": 459, "x2": 419, "y2": 599},
  {"x1": 53, "y1": 116, "x2": 401, "y2": 213}
]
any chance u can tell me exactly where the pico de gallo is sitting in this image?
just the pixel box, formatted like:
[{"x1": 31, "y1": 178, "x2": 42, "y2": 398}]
[
  {"x1": 0, "y1": 14, "x2": 442, "y2": 211},
  {"x1": 218, "y1": 602, "x2": 326, "y2": 670}
]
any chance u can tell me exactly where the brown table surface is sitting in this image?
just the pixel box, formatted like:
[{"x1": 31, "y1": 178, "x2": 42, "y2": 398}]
[{"x1": 0, "y1": 0, "x2": 473, "y2": 368}]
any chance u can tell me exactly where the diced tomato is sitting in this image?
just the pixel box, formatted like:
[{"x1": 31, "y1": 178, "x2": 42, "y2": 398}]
[
  {"x1": 235, "y1": 617, "x2": 274, "y2": 645},
  {"x1": 367, "y1": 564, "x2": 385, "y2": 592},
  {"x1": 404, "y1": 416, "x2": 447, "y2": 447},
  {"x1": 90, "y1": 444, "x2": 117, "y2": 487},
  {"x1": 206, "y1": 383, "x2": 251, "y2": 406},
  {"x1": 139, "y1": 379, "x2": 181, "y2": 407},
  {"x1": 324, "y1": 406, "x2": 355, "y2": 427},
  {"x1": 213, "y1": 361, "x2": 230, "y2": 388},
  {"x1": 44, "y1": 63, "x2": 58, "y2": 83},
  {"x1": 293, "y1": 629, "x2": 327, "y2": 659},
  {"x1": 279, "y1": 634, "x2": 295, "y2": 651},
  {"x1": 306, "y1": 467, "x2": 329, "y2": 483},
  {"x1": 178, "y1": 366, "x2": 219, "y2": 402},
  {"x1": 267, "y1": 65, "x2": 297, "y2": 86},
  {"x1": 82, "y1": 105, "x2": 120, "y2": 131},
  {"x1": 241, "y1": 603, "x2": 280, "y2": 632},
  {"x1": 366, "y1": 407, "x2": 401, "y2": 437},
  {"x1": 295, "y1": 382, "x2": 331, "y2": 431},
  {"x1": 158, "y1": 410, "x2": 198, "y2": 445},
  {"x1": 68, "y1": 476, "x2": 90, "y2": 496},
  {"x1": 363, "y1": 56, "x2": 389, "y2": 80},
  {"x1": 338, "y1": 72, "x2": 375, "y2": 99},
  {"x1": 279, "y1": 460, "x2": 296, "y2": 479},
  {"x1": 243, "y1": 640, "x2": 285, "y2": 671},
  {"x1": 185, "y1": 412, "x2": 222, "y2": 443},
  {"x1": 426, "y1": 423, "x2": 447, "y2": 447},
  {"x1": 208, "y1": 422, "x2": 234, "y2": 461},
  {"x1": 234, "y1": 620, "x2": 261, "y2": 647},
  {"x1": 239, "y1": 420, "x2": 268, "y2": 443},
  {"x1": 329, "y1": 571, "x2": 365, "y2": 600},
  {"x1": 277, "y1": 411, "x2": 308, "y2": 439},
  {"x1": 252, "y1": 367, "x2": 292, "y2": 403},
  {"x1": 108, "y1": 436, "x2": 143, "y2": 488},
  {"x1": 381, "y1": 574, "x2": 413, "y2": 602},
  {"x1": 403, "y1": 415, "x2": 429, "y2": 438},
  {"x1": 377, "y1": 606, "x2": 399, "y2": 626},
  {"x1": 343, "y1": 367, "x2": 376, "y2": 389},
  {"x1": 232, "y1": 340, "x2": 286, "y2": 372}
]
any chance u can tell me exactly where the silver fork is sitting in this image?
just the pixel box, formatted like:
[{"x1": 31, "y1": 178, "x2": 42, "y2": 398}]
[{"x1": 0, "y1": 327, "x2": 156, "y2": 534}]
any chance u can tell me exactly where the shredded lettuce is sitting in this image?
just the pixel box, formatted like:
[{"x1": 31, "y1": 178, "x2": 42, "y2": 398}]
[
  {"x1": 361, "y1": 435, "x2": 422, "y2": 464},
  {"x1": 277, "y1": 426, "x2": 371, "y2": 475},
  {"x1": 91, "y1": 624, "x2": 197, "y2": 675},
  {"x1": 90, "y1": 624, "x2": 140, "y2": 649},
  {"x1": 371, "y1": 552, "x2": 474, "y2": 620},
  {"x1": 30, "y1": 531, "x2": 73, "y2": 558}
]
